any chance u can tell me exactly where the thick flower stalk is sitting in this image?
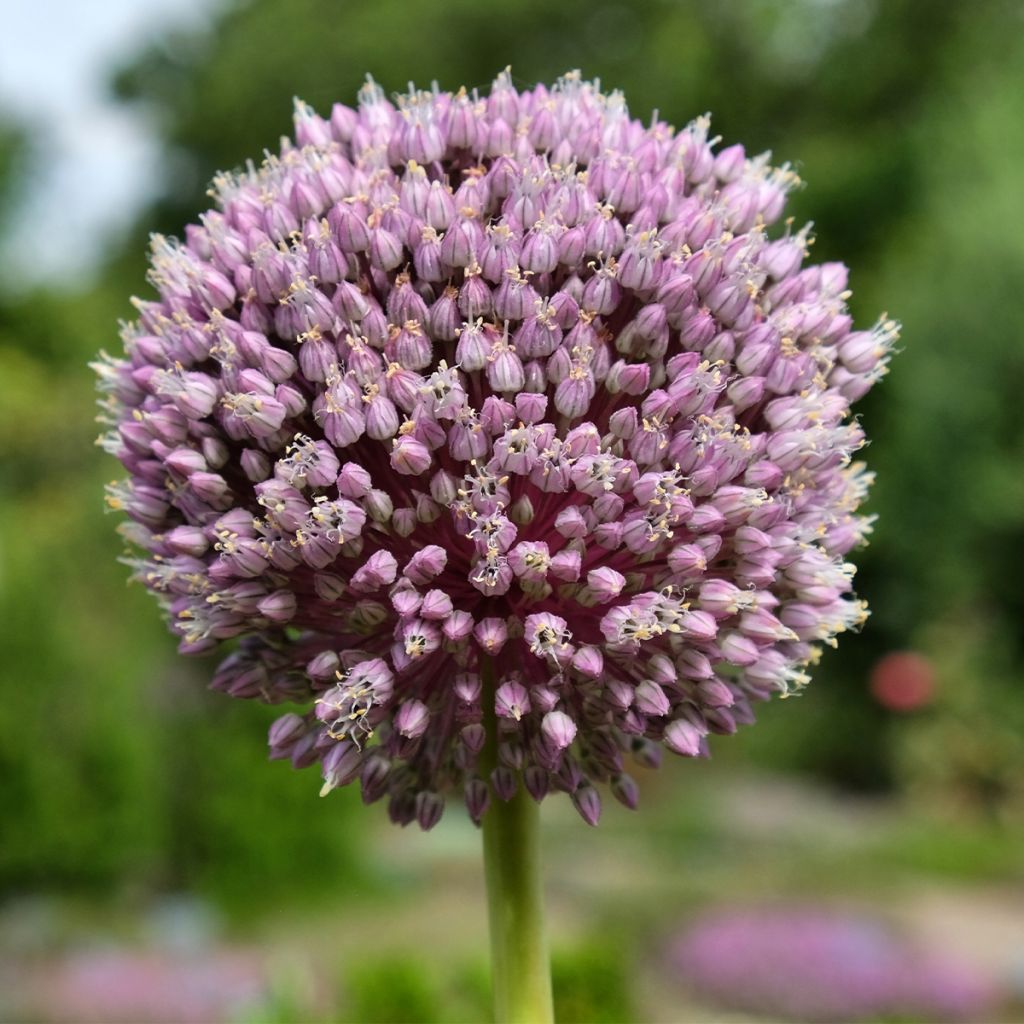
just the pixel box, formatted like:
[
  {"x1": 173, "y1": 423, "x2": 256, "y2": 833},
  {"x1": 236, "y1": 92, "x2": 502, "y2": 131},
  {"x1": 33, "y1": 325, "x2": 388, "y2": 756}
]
[{"x1": 96, "y1": 71, "x2": 894, "y2": 830}]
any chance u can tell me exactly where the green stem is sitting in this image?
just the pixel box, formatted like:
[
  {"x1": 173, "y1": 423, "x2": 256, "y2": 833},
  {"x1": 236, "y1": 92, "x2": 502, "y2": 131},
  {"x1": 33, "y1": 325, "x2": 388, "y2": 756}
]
[{"x1": 481, "y1": 660, "x2": 554, "y2": 1024}]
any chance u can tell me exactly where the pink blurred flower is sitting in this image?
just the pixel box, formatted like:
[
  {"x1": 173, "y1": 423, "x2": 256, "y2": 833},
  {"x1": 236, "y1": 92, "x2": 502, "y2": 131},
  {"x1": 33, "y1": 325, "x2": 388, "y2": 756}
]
[
  {"x1": 39, "y1": 950, "x2": 266, "y2": 1023},
  {"x1": 671, "y1": 906, "x2": 997, "y2": 1022}
]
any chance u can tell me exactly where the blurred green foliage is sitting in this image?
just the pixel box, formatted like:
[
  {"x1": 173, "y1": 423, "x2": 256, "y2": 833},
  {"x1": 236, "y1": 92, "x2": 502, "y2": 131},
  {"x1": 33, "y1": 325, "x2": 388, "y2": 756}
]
[
  {"x1": 343, "y1": 959, "x2": 451, "y2": 1023},
  {"x1": 1, "y1": 0, "x2": 1022, "y2": 914},
  {"x1": 550, "y1": 941, "x2": 635, "y2": 1023},
  {"x1": 340, "y1": 956, "x2": 491, "y2": 1023},
  {"x1": 337, "y1": 942, "x2": 631, "y2": 1024}
]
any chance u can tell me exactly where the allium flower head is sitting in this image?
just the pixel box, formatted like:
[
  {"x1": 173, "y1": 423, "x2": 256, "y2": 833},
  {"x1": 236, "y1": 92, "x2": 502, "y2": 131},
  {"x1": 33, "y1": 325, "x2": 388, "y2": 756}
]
[{"x1": 96, "y1": 71, "x2": 894, "y2": 828}]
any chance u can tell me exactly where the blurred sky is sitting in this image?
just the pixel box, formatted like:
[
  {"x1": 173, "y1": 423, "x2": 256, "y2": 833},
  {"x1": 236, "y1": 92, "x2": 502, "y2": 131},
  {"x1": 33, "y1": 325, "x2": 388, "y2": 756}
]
[{"x1": 0, "y1": 0, "x2": 217, "y2": 293}]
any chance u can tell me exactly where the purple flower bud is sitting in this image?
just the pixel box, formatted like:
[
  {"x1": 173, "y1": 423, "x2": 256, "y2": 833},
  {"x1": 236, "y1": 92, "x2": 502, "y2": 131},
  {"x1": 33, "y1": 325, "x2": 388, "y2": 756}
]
[
  {"x1": 474, "y1": 616, "x2": 509, "y2": 655},
  {"x1": 541, "y1": 710, "x2": 577, "y2": 752},
  {"x1": 395, "y1": 699, "x2": 430, "y2": 739},
  {"x1": 166, "y1": 525, "x2": 209, "y2": 556},
  {"x1": 491, "y1": 766, "x2": 519, "y2": 801},
  {"x1": 549, "y1": 549, "x2": 582, "y2": 582},
  {"x1": 554, "y1": 373, "x2": 595, "y2": 419},
  {"x1": 697, "y1": 580, "x2": 746, "y2": 616},
  {"x1": 523, "y1": 766, "x2": 549, "y2": 802},
  {"x1": 350, "y1": 550, "x2": 398, "y2": 593},
  {"x1": 515, "y1": 391, "x2": 548, "y2": 424},
  {"x1": 189, "y1": 471, "x2": 232, "y2": 507},
  {"x1": 320, "y1": 742, "x2": 364, "y2": 795},
  {"x1": 414, "y1": 791, "x2": 444, "y2": 831},
  {"x1": 606, "y1": 775, "x2": 638, "y2": 815},
  {"x1": 554, "y1": 507, "x2": 588, "y2": 538},
  {"x1": 586, "y1": 567, "x2": 626, "y2": 603},
  {"x1": 664, "y1": 719, "x2": 704, "y2": 757},
  {"x1": 268, "y1": 713, "x2": 307, "y2": 758},
  {"x1": 698, "y1": 677, "x2": 736, "y2": 708},
  {"x1": 740, "y1": 608, "x2": 799, "y2": 644},
  {"x1": 520, "y1": 226, "x2": 560, "y2": 274},
  {"x1": 258, "y1": 590, "x2": 297, "y2": 623},
  {"x1": 335, "y1": 461, "x2": 371, "y2": 499},
  {"x1": 634, "y1": 680, "x2": 671, "y2": 717},
  {"x1": 404, "y1": 545, "x2": 446, "y2": 585},
  {"x1": 720, "y1": 631, "x2": 761, "y2": 667},
  {"x1": 390, "y1": 434, "x2": 431, "y2": 475},
  {"x1": 164, "y1": 446, "x2": 207, "y2": 476},
  {"x1": 556, "y1": 225, "x2": 586, "y2": 266},
  {"x1": 487, "y1": 345, "x2": 525, "y2": 393},
  {"x1": 679, "y1": 610, "x2": 719, "y2": 642},
  {"x1": 460, "y1": 723, "x2": 486, "y2": 755},
  {"x1": 571, "y1": 784, "x2": 602, "y2": 826},
  {"x1": 312, "y1": 572, "x2": 345, "y2": 602},
  {"x1": 464, "y1": 778, "x2": 490, "y2": 824},
  {"x1": 458, "y1": 273, "x2": 493, "y2": 318},
  {"x1": 367, "y1": 227, "x2": 404, "y2": 271},
  {"x1": 306, "y1": 649, "x2": 340, "y2": 680},
  {"x1": 440, "y1": 217, "x2": 479, "y2": 269},
  {"x1": 289, "y1": 730, "x2": 319, "y2": 769},
  {"x1": 359, "y1": 752, "x2": 391, "y2": 805},
  {"x1": 443, "y1": 610, "x2": 474, "y2": 643},
  {"x1": 495, "y1": 680, "x2": 531, "y2": 721}
]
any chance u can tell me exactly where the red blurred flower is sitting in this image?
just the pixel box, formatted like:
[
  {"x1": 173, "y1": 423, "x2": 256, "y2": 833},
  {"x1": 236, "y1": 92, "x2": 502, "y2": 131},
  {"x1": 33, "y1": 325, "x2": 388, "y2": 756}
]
[{"x1": 870, "y1": 651, "x2": 935, "y2": 712}]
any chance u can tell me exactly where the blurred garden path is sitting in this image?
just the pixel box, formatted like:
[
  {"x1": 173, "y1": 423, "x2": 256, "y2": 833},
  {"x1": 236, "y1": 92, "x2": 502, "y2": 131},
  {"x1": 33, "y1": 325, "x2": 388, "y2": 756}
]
[{"x1": 3, "y1": 769, "x2": 1021, "y2": 1022}]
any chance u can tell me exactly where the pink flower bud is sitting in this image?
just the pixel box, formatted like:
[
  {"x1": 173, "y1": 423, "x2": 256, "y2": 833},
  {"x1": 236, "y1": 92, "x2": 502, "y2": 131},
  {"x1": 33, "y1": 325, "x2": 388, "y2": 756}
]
[
  {"x1": 635, "y1": 680, "x2": 671, "y2": 717},
  {"x1": 258, "y1": 590, "x2": 297, "y2": 622},
  {"x1": 474, "y1": 616, "x2": 509, "y2": 655},
  {"x1": 443, "y1": 610, "x2": 475, "y2": 643},
  {"x1": 571, "y1": 784, "x2": 602, "y2": 827},
  {"x1": 395, "y1": 699, "x2": 430, "y2": 739},
  {"x1": 420, "y1": 588, "x2": 454, "y2": 620},
  {"x1": 586, "y1": 567, "x2": 626, "y2": 603},
  {"x1": 549, "y1": 549, "x2": 582, "y2": 582},
  {"x1": 664, "y1": 719, "x2": 703, "y2": 757},
  {"x1": 390, "y1": 435, "x2": 431, "y2": 475},
  {"x1": 495, "y1": 681, "x2": 531, "y2": 721},
  {"x1": 541, "y1": 710, "x2": 577, "y2": 752}
]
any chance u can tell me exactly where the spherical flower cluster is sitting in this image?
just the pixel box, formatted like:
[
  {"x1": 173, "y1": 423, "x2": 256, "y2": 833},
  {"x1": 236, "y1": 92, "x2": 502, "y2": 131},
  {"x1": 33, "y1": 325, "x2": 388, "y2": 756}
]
[{"x1": 96, "y1": 71, "x2": 895, "y2": 829}]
